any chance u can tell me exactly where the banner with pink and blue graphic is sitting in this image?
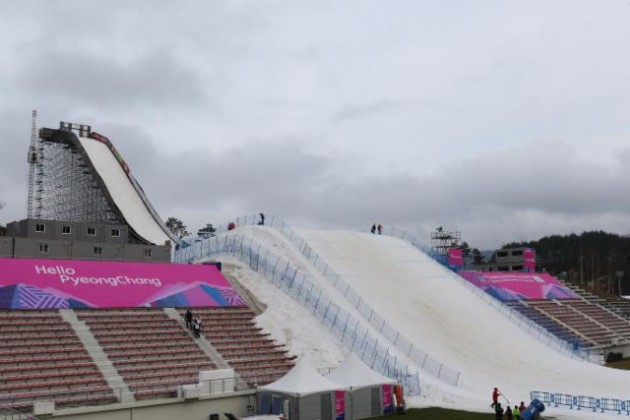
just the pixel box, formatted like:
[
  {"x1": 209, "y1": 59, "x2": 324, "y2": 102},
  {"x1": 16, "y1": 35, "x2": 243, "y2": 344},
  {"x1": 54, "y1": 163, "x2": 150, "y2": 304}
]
[
  {"x1": 335, "y1": 390, "x2": 346, "y2": 420},
  {"x1": 0, "y1": 258, "x2": 245, "y2": 309},
  {"x1": 447, "y1": 248, "x2": 464, "y2": 271},
  {"x1": 459, "y1": 270, "x2": 578, "y2": 301},
  {"x1": 382, "y1": 384, "x2": 393, "y2": 414}
]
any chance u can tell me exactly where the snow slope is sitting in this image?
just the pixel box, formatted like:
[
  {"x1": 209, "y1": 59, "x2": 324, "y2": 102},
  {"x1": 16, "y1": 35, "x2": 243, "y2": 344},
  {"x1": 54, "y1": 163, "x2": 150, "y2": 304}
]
[{"x1": 208, "y1": 225, "x2": 630, "y2": 419}]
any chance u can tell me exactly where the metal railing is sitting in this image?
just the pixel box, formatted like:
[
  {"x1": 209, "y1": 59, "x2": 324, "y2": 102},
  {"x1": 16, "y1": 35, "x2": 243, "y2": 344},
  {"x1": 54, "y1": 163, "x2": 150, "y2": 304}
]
[
  {"x1": 531, "y1": 390, "x2": 630, "y2": 415},
  {"x1": 174, "y1": 232, "x2": 422, "y2": 395}
]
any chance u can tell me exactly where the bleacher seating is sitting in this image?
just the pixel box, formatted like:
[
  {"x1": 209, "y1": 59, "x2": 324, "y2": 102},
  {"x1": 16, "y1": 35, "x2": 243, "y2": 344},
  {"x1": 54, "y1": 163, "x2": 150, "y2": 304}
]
[
  {"x1": 504, "y1": 300, "x2": 593, "y2": 347},
  {"x1": 76, "y1": 308, "x2": 216, "y2": 400},
  {"x1": 0, "y1": 310, "x2": 117, "y2": 412},
  {"x1": 521, "y1": 299, "x2": 630, "y2": 347},
  {"x1": 179, "y1": 307, "x2": 295, "y2": 386},
  {"x1": 0, "y1": 306, "x2": 295, "y2": 412}
]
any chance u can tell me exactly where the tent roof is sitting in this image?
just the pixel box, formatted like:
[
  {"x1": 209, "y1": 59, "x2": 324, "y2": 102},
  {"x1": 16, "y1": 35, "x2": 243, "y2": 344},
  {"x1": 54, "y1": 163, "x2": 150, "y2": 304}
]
[
  {"x1": 258, "y1": 358, "x2": 348, "y2": 397},
  {"x1": 326, "y1": 353, "x2": 398, "y2": 388}
]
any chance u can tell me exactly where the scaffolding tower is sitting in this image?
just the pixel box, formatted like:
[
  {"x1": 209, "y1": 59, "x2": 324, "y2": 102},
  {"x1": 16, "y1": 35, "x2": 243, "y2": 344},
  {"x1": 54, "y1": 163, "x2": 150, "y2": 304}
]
[
  {"x1": 27, "y1": 121, "x2": 122, "y2": 225},
  {"x1": 430, "y1": 226, "x2": 461, "y2": 261}
]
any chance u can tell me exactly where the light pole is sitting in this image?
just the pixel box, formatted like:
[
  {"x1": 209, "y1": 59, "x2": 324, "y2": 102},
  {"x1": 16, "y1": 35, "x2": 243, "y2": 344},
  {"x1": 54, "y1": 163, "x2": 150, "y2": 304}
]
[{"x1": 616, "y1": 271, "x2": 624, "y2": 298}]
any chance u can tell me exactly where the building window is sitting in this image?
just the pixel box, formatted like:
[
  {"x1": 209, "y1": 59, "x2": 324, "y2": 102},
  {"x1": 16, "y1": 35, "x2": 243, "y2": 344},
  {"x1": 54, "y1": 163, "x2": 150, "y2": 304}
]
[
  {"x1": 62, "y1": 225, "x2": 71, "y2": 234},
  {"x1": 111, "y1": 229, "x2": 120, "y2": 237},
  {"x1": 93, "y1": 246, "x2": 103, "y2": 255},
  {"x1": 38, "y1": 243, "x2": 49, "y2": 253},
  {"x1": 144, "y1": 249, "x2": 152, "y2": 258},
  {"x1": 87, "y1": 227, "x2": 96, "y2": 236},
  {"x1": 35, "y1": 224, "x2": 45, "y2": 233}
]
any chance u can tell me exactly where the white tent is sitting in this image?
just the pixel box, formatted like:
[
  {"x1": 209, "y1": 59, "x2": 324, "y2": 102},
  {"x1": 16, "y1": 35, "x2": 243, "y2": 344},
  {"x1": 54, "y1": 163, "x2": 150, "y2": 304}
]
[
  {"x1": 326, "y1": 354, "x2": 399, "y2": 419},
  {"x1": 257, "y1": 359, "x2": 349, "y2": 420},
  {"x1": 259, "y1": 358, "x2": 347, "y2": 397},
  {"x1": 326, "y1": 353, "x2": 398, "y2": 389}
]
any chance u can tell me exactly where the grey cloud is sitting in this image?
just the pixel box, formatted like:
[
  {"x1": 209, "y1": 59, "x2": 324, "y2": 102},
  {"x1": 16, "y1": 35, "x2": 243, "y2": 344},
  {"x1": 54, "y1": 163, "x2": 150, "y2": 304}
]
[
  {"x1": 18, "y1": 51, "x2": 207, "y2": 110},
  {"x1": 331, "y1": 100, "x2": 404, "y2": 125}
]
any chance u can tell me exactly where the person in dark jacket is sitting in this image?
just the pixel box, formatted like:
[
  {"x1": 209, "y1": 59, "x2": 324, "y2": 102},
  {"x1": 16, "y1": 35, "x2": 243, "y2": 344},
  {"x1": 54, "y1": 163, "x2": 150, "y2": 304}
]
[
  {"x1": 370, "y1": 223, "x2": 376, "y2": 234},
  {"x1": 185, "y1": 308, "x2": 193, "y2": 330},
  {"x1": 494, "y1": 402, "x2": 503, "y2": 420}
]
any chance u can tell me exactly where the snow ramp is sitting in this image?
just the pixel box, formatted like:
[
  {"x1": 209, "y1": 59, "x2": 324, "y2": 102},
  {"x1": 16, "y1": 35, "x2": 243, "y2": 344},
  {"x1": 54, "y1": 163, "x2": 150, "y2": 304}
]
[{"x1": 296, "y1": 229, "x2": 630, "y2": 406}]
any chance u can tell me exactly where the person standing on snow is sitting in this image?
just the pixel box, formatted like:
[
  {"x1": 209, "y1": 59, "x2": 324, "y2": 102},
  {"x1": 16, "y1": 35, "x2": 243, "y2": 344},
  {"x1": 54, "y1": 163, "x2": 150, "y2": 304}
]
[
  {"x1": 491, "y1": 387, "x2": 501, "y2": 408},
  {"x1": 377, "y1": 223, "x2": 383, "y2": 235},
  {"x1": 512, "y1": 405, "x2": 520, "y2": 420},
  {"x1": 371, "y1": 223, "x2": 376, "y2": 234},
  {"x1": 494, "y1": 402, "x2": 503, "y2": 420}
]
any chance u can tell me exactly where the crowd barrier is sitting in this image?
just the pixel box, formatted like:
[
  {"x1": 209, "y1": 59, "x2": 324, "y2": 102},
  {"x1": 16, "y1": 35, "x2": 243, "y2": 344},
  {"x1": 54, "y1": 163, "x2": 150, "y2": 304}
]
[
  {"x1": 531, "y1": 390, "x2": 630, "y2": 415},
  {"x1": 176, "y1": 214, "x2": 459, "y2": 387},
  {"x1": 174, "y1": 231, "x2": 422, "y2": 396}
]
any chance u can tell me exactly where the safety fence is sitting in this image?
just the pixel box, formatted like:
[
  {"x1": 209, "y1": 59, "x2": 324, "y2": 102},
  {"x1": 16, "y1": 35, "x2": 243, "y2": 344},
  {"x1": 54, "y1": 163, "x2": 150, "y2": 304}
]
[
  {"x1": 176, "y1": 214, "x2": 460, "y2": 386},
  {"x1": 531, "y1": 390, "x2": 630, "y2": 415},
  {"x1": 174, "y1": 232, "x2": 422, "y2": 396}
]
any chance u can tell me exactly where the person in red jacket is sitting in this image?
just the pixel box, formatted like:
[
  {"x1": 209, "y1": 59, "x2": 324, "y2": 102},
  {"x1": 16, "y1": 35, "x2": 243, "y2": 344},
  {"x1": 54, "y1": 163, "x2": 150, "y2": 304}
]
[
  {"x1": 519, "y1": 401, "x2": 526, "y2": 413},
  {"x1": 491, "y1": 387, "x2": 501, "y2": 408}
]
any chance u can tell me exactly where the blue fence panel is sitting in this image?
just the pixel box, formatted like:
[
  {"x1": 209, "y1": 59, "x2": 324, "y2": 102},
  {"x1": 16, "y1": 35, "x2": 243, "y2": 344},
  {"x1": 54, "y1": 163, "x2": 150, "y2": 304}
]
[
  {"x1": 577, "y1": 395, "x2": 599, "y2": 412},
  {"x1": 600, "y1": 398, "x2": 623, "y2": 414}
]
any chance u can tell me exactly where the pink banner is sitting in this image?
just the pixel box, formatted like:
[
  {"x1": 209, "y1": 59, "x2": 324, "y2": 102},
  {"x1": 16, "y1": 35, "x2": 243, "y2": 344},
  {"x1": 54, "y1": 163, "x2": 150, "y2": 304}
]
[
  {"x1": 459, "y1": 270, "x2": 578, "y2": 301},
  {"x1": 382, "y1": 384, "x2": 393, "y2": 413},
  {"x1": 524, "y1": 248, "x2": 536, "y2": 271},
  {"x1": 448, "y1": 248, "x2": 463, "y2": 267},
  {"x1": 0, "y1": 258, "x2": 245, "y2": 309},
  {"x1": 335, "y1": 390, "x2": 345, "y2": 420}
]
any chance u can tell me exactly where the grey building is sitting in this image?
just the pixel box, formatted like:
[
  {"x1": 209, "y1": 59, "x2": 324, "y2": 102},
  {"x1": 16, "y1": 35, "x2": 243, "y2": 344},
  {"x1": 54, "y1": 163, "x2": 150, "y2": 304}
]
[{"x1": 1, "y1": 218, "x2": 171, "y2": 262}]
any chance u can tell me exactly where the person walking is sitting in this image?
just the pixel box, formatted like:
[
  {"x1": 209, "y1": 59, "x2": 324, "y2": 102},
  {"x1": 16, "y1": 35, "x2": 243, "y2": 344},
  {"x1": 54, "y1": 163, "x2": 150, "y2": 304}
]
[
  {"x1": 370, "y1": 223, "x2": 376, "y2": 234},
  {"x1": 184, "y1": 308, "x2": 193, "y2": 330},
  {"x1": 193, "y1": 315, "x2": 202, "y2": 338},
  {"x1": 377, "y1": 223, "x2": 383, "y2": 235}
]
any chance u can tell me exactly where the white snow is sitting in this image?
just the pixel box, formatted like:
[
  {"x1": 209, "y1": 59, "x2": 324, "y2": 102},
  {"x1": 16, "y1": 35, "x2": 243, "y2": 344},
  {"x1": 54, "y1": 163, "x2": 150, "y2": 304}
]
[
  {"x1": 205, "y1": 225, "x2": 630, "y2": 420},
  {"x1": 78, "y1": 136, "x2": 172, "y2": 245}
]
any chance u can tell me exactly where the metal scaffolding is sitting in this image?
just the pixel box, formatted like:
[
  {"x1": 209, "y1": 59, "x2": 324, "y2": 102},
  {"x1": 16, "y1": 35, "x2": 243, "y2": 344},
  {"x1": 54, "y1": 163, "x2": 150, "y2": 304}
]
[
  {"x1": 430, "y1": 226, "x2": 461, "y2": 261},
  {"x1": 28, "y1": 122, "x2": 122, "y2": 225}
]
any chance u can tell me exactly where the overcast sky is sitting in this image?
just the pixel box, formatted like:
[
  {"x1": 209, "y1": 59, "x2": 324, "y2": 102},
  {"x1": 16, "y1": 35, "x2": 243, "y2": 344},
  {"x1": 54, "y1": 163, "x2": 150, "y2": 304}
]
[{"x1": 1, "y1": 1, "x2": 630, "y2": 249}]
